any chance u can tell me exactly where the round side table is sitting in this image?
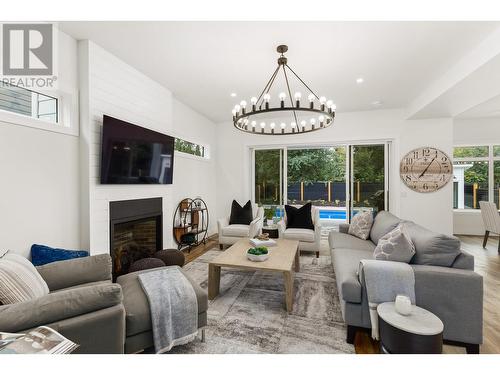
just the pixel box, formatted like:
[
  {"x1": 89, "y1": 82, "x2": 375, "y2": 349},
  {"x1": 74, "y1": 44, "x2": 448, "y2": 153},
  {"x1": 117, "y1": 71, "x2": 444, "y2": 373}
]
[
  {"x1": 262, "y1": 225, "x2": 279, "y2": 239},
  {"x1": 377, "y1": 302, "x2": 444, "y2": 354}
]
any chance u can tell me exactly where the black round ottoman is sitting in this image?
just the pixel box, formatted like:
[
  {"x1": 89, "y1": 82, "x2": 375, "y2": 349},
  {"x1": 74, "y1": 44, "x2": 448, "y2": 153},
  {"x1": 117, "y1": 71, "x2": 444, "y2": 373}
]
[
  {"x1": 154, "y1": 249, "x2": 185, "y2": 267},
  {"x1": 129, "y1": 257, "x2": 166, "y2": 273}
]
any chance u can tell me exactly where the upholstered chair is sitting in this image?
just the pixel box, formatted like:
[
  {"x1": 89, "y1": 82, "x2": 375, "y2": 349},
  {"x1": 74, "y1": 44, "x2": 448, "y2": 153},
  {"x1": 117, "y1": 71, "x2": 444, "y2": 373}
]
[
  {"x1": 479, "y1": 201, "x2": 500, "y2": 252},
  {"x1": 277, "y1": 206, "x2": 321, "y2": 257},
  {"x1": 218, "y1": 203, "x2": 264, "y2": 249}
]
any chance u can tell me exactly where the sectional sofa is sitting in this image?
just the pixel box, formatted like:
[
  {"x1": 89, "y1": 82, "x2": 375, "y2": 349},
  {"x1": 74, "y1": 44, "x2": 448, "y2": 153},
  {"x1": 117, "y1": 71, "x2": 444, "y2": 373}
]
[{"x1": 329, "y1": 211, "x2": 483, "y2": 353}]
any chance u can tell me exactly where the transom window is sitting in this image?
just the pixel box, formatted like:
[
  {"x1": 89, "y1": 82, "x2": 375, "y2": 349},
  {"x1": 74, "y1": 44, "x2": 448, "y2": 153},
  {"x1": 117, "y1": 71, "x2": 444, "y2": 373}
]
[
  {"x1": 453, "y1": 145, "x2": 500, "y2": 209},
  {"x1": 174, "y1": 138, "x2": 207, "y2": 158},
  {"x1": 0, "y1": 82, "x2": 58, "y2": 124}
]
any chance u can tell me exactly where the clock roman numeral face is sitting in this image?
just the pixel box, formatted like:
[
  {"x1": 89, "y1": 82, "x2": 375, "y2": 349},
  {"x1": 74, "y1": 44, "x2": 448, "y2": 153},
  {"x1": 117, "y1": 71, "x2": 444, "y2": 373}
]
[{"x1": 400, "y1": 147, "x2": 452, "y2": 193}]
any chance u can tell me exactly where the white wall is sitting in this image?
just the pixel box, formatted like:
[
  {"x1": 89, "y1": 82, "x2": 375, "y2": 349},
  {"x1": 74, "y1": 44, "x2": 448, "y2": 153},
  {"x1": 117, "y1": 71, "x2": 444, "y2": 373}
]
[
  {"x1": 0, "y1": 30, "x2": 80, "y2": 257},
  {"x1": 79, "y1": 41, "x2": 217, "y2": 255},
  {"x1": 216, "y1": 109, "x2": 454, "y2": 235},
  {"x1": 453, "y1": 117, "x2": 500, "y2": 235}
]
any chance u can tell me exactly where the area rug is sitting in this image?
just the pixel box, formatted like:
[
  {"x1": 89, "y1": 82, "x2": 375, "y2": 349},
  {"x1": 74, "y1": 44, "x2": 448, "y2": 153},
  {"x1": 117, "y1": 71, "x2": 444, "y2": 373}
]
[{"x1": 168, "y1": 249, "x2": 355, "y2": 354}]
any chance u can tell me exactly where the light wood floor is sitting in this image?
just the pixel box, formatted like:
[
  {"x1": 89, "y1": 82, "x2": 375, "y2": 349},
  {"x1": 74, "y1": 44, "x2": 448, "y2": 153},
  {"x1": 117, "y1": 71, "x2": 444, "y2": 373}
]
[{"x1": 184, "y1": 234, "x2": 500, "y2": 354}]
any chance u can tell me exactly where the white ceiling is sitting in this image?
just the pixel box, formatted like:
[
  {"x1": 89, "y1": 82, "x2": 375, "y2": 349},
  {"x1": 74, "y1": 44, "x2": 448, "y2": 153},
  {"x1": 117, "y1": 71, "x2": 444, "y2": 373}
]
[{"x1": 59, "y1": 21, "x2": 500, "y2": 123}]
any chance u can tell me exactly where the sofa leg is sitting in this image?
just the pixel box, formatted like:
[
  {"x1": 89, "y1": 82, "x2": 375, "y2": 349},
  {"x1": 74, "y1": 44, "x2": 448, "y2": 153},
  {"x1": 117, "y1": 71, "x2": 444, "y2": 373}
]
[
  {"x1": 219, "y1": 244, "x2": 223, "y2": 250},
  {"x1": 465, "y1": 343, "x2": 480, "y2": 354},
  {"x1": 483, "y1": 230, "x2": 489, "y2": 248},
  {"x1": 201, "y1": 328, "x2": 206, "y2": 343},
  {"x1": 315, "y1": 251, "x2": 320, "y2": 258},
  {"x1": 346, "y1": 325, "x2": 357, "y2": 344}
]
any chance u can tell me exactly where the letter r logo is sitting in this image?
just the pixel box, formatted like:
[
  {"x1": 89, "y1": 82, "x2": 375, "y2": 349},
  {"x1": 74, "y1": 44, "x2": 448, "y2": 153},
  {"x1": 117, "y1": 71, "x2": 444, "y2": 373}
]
[{"x1": 2, "y1": 24, "x2": 53, "y2": 75}]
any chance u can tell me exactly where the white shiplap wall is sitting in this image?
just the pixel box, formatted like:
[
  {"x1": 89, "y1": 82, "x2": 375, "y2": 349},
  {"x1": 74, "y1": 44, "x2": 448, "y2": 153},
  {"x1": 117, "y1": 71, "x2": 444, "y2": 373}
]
[{"x1": 80, "y1": 41, "x2": 217, "y2": 254}]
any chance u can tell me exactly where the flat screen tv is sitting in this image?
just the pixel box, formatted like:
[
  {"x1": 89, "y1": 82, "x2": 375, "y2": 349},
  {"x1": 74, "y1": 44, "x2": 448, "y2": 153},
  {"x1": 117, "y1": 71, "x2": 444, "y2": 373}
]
[{"x1": 100, "y1": 115, "x2": 175, "y2": 184}]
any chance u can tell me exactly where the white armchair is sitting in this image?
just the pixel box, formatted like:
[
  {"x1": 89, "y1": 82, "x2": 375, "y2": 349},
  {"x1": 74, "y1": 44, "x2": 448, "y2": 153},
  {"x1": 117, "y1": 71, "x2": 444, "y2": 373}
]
[
  {"x1": 479, "y1": 201, "x2": 500, "y2": 252},
  {"x1": 277, "y1": 206, "x2": 321, "y2": 258},
  {"x1": 218, "y1": 204, "x2": 264, "y2": 249}
]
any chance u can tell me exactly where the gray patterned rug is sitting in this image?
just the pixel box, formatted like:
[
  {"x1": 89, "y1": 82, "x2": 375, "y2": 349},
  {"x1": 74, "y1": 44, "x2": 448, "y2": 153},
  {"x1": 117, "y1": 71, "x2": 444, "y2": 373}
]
[{"x1": 169, "y1": 249, "x2": 355, "y2": 354}]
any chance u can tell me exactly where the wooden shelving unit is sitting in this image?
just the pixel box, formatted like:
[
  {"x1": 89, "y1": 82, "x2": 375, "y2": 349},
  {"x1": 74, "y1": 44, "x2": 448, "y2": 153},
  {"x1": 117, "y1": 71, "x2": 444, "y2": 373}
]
[{"x1": 173, "y1": 198, "x2": 209, "y2": 251}]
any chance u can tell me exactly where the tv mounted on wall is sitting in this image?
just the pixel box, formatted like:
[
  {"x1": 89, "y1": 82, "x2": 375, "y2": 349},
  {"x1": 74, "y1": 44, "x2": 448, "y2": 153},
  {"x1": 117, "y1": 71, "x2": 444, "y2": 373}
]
[{"x1": 100, "y1": 115, "x2": 175, "y2": 184}]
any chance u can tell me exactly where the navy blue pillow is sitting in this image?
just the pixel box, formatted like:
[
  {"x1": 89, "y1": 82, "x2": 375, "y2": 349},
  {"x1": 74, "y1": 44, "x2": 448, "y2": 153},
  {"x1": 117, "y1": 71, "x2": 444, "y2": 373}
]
[{"x1": 31, "y1": 244, "x2": 89, "y2": 266}]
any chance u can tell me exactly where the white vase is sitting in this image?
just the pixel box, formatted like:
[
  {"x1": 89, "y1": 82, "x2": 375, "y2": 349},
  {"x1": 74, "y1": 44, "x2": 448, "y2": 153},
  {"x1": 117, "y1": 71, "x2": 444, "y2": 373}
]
[
  {"x1": 395, "y1": 294, "x2": 412, "y2": 316},
  {"x1": 267, "y1": 219, "x2": 274, "y2": 226}
]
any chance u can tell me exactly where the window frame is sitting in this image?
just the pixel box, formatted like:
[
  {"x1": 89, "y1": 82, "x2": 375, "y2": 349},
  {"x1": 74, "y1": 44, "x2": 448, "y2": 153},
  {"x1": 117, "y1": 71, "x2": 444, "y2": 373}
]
[
  {"x1": 0, "y1": 85, "x2": 78, "y2": 137},
  {"x1": 453, "y1": 144, "x2": 500, "y2": 210},
  {"x1": 173, "y1": 136, "x2": 210, "y2": 161}
]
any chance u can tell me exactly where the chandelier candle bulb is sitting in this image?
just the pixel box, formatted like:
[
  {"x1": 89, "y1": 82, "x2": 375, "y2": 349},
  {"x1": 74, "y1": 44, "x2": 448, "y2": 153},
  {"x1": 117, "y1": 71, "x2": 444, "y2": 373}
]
[
  {"x1": 294, "y1": 92, "x2": 301, "y2": 108},
  {"x1": 279, "y1": 92, "x2": 286, "y2": 108},
  {"x1": 251, "y1": 97, "x2": 257, "y2": 111},
  {"x1": 264, "y1": 93, "x2": 271, "y2": 109},
  {"x1": 301, "y1": 120, "x2": 306, "y2": 131}
]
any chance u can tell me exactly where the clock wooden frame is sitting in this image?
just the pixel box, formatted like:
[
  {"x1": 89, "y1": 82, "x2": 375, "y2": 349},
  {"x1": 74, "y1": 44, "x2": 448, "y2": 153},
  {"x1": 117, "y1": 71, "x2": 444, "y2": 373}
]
[{"x1": 400, "y1": 147, "x2": 452, "y2": 193}]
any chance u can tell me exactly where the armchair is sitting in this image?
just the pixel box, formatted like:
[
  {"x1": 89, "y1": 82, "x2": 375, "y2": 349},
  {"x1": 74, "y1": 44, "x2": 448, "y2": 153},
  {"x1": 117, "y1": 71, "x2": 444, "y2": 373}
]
[
  {"x1": 218, "y1": 203, "x2": 264, "y2": 249},
  {"x1": 0, "y1": 254, "x2": 126, "y2": 354},
  {"x1": 277, "y1": 206, "x2": 321, "y2": 258}
]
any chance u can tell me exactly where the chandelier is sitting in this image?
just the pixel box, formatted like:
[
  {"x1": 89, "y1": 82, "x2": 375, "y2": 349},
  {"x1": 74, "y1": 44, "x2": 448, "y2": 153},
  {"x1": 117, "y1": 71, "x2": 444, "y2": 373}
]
[{"x1": 232, "y1": 45, "x2": 336, "y2": 135}]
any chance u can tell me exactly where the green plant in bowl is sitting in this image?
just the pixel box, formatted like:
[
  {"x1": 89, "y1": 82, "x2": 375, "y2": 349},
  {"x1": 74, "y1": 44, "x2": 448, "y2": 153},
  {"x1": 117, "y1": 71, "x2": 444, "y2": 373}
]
[{"x1": 247, "y1": 246, "x2": 269, "y2": 255}]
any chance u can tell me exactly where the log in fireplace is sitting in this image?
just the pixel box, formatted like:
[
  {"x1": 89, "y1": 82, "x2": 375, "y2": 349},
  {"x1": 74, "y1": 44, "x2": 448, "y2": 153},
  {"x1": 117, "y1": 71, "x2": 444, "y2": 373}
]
[{"x1": 109, "y1": 198, "x2": 162, "y2": 279}]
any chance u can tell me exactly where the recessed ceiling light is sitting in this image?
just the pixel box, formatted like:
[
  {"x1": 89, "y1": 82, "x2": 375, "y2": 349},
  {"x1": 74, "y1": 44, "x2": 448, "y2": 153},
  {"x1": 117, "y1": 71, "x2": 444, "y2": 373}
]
[
  {"x1": 371, "y1": 100, "x2": 383, "y2": 107},
  {"x1": 356, "y1": 77, "x2": 364, "y2": 84},
  {"x1": 230, "y1": 93, "x2": 237, "y2": 97}
]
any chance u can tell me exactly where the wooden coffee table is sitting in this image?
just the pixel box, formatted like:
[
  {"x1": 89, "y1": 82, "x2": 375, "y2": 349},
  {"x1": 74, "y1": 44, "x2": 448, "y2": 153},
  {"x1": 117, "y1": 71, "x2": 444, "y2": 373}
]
[{"x1": 208, "y1": 238, "x2": 300, "y2": 312}]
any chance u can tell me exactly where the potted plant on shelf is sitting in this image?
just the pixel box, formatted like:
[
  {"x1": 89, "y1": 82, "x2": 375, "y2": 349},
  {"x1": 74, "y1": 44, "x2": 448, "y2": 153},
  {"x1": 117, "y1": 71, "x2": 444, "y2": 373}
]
[{"x1": 264, "y1": 207, "x2": 275, "y2": 227}]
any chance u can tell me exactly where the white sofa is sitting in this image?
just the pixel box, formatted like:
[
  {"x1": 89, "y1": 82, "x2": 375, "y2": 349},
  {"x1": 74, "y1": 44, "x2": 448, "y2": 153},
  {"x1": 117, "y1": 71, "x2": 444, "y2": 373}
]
[
  {"x1": 218, "y1": 204, "x2": 264, "y2": 249},
  {"x1": 277, "y1": 206, "x2": 321, "y2": 257}
]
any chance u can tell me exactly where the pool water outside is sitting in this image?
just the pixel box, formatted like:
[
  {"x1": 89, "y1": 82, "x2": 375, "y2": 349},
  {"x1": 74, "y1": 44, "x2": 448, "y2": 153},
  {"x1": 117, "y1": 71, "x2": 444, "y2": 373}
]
[{"x1": 274, "y1": 207, "x2": 348, "y2": 220}]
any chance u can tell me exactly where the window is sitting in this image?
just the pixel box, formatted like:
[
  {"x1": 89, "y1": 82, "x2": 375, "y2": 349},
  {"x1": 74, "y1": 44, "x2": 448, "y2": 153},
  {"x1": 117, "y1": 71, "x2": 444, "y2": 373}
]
[
  {"x1": 0, "y1": 82, "x2": 58, "y2": 123},
  {"x1": 453, "y1": 145, "x2": 500, "y2": 209},
  {"x1": 174, "y1": 138, "x2": 206, "y2": 158}
]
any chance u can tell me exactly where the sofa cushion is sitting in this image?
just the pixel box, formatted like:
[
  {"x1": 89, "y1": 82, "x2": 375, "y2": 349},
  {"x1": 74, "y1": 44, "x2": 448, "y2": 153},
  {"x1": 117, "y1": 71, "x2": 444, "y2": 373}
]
[
  {"x1": 285, "y1": 203, "x2": 314, "y2": 230},
  {"x1": 221, "y1": 224, "x2": 250, "y2": 237},
  {"x1": 331, "y1": 248, "x2": 373, "y2": 303},
  {"x1": 348, "y1": 211, "x2": 373, "y2": 240},
  {"x1": 229, "y1": 200, "x2": 253, "y2": 225},
  {"x1": 283, "y1": 228, "x2": 315, "y2": 242},
  {"x1": 117, "y1": 267, "x2": 207, "y2": 336},
  {"x1": 329, "y1": 231, "x2": 376, "y2": 252},
  {"x1": 405, "y1": 222, "x2": 461, "y2": 267},
  {"x1": 0, "y1": 253, "x2": 49, "y2": 304},
  {"x1": 369, "y1": 211, "x2": 401, "y2": 245},
  {"x1": 373, "y1": 224, "x2": 415, "y2": 263}
]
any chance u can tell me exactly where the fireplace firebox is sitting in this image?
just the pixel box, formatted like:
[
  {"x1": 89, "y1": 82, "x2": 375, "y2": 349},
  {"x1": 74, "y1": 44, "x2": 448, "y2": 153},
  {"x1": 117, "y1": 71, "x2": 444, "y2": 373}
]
[{"x1": 109, "y1": 198, "x2": 162, "y2": 279}]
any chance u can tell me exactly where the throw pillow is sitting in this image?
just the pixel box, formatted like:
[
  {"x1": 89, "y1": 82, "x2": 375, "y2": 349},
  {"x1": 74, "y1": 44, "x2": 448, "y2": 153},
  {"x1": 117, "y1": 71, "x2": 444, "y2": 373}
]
[
  {"x1": 285, "y1": 203, "x2": 314, "y2": 230},
  {"x1": 348, "y1": 210, "x2": 374, "y2": 240},
  {"x1": 31, "y1": 244, "x2": 89, "y2": 267},
  {"x1": 229, "y1": 200, "x2": 254, "y2": 225},
  {"x1": 373, "y1": 224, "x2": 416, "y2": 263},
  {"x1": 0, "y1": 253, "x2": 49, "y2": 305}
]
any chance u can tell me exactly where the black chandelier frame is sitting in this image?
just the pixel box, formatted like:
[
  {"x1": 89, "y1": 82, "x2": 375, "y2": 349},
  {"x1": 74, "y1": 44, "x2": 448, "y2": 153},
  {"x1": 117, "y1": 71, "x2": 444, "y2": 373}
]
[{"x1": 232, "y1": 45, "x2": 335, "y2": 135}]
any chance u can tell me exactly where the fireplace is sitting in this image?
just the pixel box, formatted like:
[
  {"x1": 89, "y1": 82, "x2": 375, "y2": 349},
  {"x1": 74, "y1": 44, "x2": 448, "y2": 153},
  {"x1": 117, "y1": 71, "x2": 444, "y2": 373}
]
[{"x1": 109, "y1": 198, "x2": 162, "y2": 279}]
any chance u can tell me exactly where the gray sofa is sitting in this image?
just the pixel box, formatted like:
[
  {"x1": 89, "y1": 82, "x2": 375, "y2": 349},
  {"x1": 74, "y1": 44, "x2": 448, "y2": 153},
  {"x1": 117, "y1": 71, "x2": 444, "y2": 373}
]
[
  {"x1": 117, "y1": 266, "x2": 207, "y2": 354},
  {"x1": 0, "y1": 254, "x2": 126, "y2": 354},
  {"x1": 329, "y1": 211, "x2": 483, "y2": 354}
]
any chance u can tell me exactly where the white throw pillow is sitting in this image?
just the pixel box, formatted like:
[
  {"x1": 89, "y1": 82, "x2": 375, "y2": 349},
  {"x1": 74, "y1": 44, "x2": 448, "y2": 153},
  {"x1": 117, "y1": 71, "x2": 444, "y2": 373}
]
[
  {"x1": 373, "y1": 224, "x2": 416, "y2": 263},
  {"x1": 0, "y1": 253, "x2": 49, "y2": 304},
  {"x1": 348, "y1": 211, "x2": 374, "y2": 240}
]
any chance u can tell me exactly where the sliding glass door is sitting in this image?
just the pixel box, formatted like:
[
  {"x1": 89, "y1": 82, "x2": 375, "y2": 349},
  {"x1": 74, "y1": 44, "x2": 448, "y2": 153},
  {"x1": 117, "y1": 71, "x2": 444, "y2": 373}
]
[
  {"x1": 252, "y1": 142, "x2": 389, "y2": 225},
  {"x1": 254, "y1": 149, "x2": 284, "y2": 219},
  {"x1": 349, "y1": 144, "x2": 387, "y2": 218}
]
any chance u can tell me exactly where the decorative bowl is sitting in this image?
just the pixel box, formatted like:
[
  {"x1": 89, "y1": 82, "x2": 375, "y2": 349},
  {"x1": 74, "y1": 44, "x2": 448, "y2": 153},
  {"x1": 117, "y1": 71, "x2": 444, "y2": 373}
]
[{"x1": 247, "y1": 247, "x2": 270, "y2": 262}]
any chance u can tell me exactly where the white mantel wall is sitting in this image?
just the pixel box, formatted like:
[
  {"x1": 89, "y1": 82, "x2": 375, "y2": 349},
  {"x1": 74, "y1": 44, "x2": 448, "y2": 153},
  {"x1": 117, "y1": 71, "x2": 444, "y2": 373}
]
[
  {"x1": 79, "y1": 41, "x2": 217, "y2": 255},
  {"x1": 216, "y1": 109, "x2": 454, "y2": 235}
]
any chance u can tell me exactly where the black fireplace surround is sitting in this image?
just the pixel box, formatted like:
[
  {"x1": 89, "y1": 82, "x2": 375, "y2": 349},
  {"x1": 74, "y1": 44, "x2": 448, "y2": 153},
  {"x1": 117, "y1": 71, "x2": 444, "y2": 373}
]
[{"x1": 109, "y1": 197, "x2": 162, "y2": 278}]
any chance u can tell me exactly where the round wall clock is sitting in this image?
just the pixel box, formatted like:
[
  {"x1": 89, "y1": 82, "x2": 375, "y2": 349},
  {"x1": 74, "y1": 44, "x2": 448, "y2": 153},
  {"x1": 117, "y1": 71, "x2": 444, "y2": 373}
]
[{"x1": 400, "y1": 147, "x2": 452, "y2": 193}]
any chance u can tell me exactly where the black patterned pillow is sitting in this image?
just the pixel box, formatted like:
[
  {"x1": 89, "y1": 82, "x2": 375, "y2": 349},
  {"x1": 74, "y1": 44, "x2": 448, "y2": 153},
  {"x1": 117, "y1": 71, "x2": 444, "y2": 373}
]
[
  {"x1": 348, "y1": 210, "x2": 373, "y2": 240},
  {"x1": 373, "y1": 224, "x2": 416, "y2": 263}
]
